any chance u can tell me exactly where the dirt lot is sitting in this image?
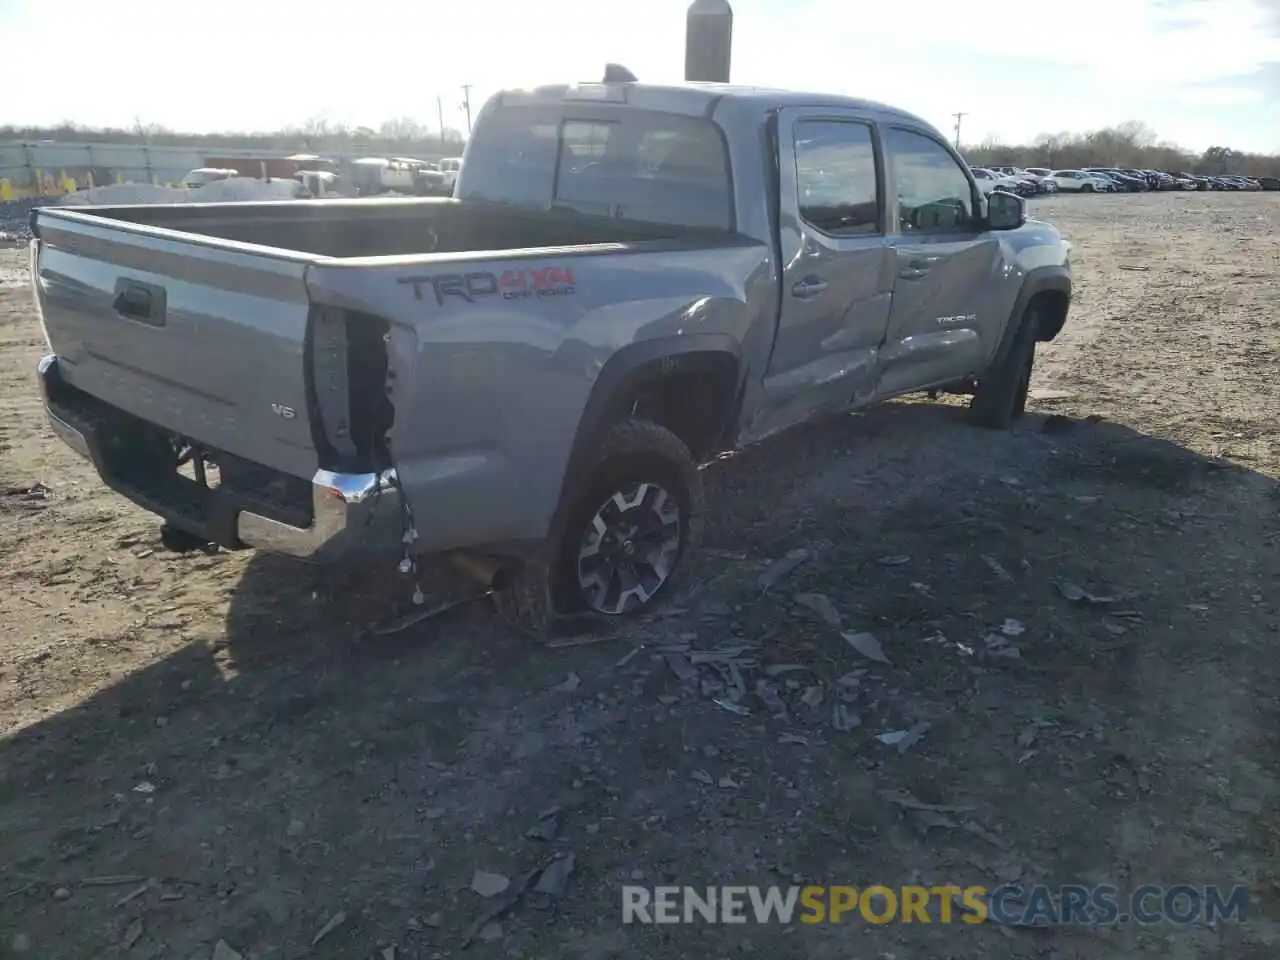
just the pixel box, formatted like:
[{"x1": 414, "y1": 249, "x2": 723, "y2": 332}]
[{"x1": 1, "y1": 192, "x2": 1278, "y2": 959}]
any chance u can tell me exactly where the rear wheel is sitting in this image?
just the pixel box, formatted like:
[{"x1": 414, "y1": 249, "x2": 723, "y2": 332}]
[
  {"x1": 552, "y1": 419, "x2": 702, "y2": 618},
  {"x1": 969, "y1": 311, "x2": 1038, "y2": 429}
]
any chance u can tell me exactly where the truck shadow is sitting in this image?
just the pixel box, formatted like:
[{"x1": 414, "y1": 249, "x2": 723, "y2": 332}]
[{"x1": 2, "y1": 399, "x2": 1277, "y2": 956}]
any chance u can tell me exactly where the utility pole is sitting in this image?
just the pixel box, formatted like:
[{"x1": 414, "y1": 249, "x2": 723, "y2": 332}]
[
  {"x1": 437, "y1": 94, "x2": 446, "y2": 153},
  {"x1": 952, "y1": 111, "x2": 967, "y2": 150},
  {"x1": 460, "y1": 85, "x2": 473, "y2": 137}
]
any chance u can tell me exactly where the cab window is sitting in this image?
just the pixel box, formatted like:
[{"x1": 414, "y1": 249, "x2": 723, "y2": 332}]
[
  {"x1": 793, "y1": 120, "x2": 881, "y2": 236},
  {"x1": 883, "y1": 128, "x2": 975, "y2": 234}
]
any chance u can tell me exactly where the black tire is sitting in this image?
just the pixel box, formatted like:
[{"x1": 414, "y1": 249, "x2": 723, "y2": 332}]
[
  {"x1": 968, "y1": 311, "x2": 1038, "y2": 429},
  {"x1": 549, "y1": 418, "x2": 702, "y2": 620},
  {"x1": 1081, "y1": 183, "x2": 1094, "y2": 193}
]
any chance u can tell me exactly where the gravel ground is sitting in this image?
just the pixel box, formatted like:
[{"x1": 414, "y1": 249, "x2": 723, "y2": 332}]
[
  {"x1": 1, "y1": 191, "x2": 1278, "y2": 959},
  {"x1": 0, "y1": 199, "x2": 42, "y2": 245}
]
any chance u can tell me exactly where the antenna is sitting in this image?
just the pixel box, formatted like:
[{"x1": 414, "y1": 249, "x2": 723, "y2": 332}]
[{"x1": 603, "y1": 63, "x2": 638, "y2": 82}]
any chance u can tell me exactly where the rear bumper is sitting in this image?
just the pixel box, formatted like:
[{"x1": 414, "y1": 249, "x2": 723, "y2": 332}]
[{"x1": 37, "y1": 354, "x2": 401, "y2": 560}]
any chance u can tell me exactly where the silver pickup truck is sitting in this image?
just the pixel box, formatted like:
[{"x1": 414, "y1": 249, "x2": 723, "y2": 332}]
[{"x1": 29, "y1": 75, "x2": 1071, "y2": 633}]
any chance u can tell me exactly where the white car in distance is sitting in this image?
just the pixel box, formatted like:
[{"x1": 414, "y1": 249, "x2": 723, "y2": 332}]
[
  {"x1": 1046, "y1": 169, "x2": 1113, "y2": 193},
  {"x1": 970, "y1": 167, "x2": 1021, "y2": 195}
]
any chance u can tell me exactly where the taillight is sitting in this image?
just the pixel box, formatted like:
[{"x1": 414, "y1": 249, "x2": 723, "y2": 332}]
[{"x1": 308, "y1": 306, "x2": 395, "y2": 472}]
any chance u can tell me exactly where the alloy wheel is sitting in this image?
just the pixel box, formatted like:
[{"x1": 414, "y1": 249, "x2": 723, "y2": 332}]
[{"x1": 575, "y1": 481, "x2": 683, "y2": 615}]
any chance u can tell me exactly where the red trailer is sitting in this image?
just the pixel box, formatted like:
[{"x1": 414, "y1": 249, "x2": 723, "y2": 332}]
[{"x1": 202, "y1": 156, "x2": 301, "y2": 180}]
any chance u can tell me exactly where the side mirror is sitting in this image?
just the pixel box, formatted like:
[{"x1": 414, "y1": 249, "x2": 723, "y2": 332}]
[{"x1": 986, "y1": 189, "x2": 1025, "y2": 230}]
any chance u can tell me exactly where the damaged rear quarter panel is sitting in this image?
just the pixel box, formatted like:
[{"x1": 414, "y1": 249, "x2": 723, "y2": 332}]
[{"x1": 304, "y1": 241, "x2": 773, "y2": 554}]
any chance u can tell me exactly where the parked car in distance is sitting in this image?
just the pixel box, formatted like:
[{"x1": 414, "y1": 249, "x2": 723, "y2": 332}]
[
  {"x1": 970, "y1": 167, "x2": 1016, "y2": 195},
  {"x1": 1083, "y1": 168, "x2": 1146, "y2": 192},
  {"x1": 181, "y1": 167, "x2": 239, "y2": 190},
  {"x1": 1084, "y1": 170, "x2": 1131, "y2": 192},
  {"x1": 1000, "y1": 167, "x2": 1058, "y2": 193},
  {"x1": 971, "y1": 167, "x2": 1037, "y2": 197},
  {"x1": 1139, "y1": 170, "x2": 1178, "y2": 190},
  {"x1": 1173, "y1": 172, "x2": 1212, "y2": 191},
  {"x1": 1048, "y1": 170, "x2": 1112, "y2": 192},
  {"x1": 1255, "y1": 176, "x2": 1280, "y2": 191}
]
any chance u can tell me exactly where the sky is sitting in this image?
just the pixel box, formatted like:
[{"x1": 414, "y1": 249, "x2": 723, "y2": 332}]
[{"x1": 3, "y1": 0, "x2": 1279, "y2": 154}]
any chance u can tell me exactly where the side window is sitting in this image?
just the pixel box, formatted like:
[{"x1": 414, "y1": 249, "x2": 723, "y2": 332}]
[
  {"x1": 794, "y1": 120, "x2": 880, "y2": 237},
  {"x1": 883, "y1": 128, "x2": 975, "y2": 234},
  {"x1": 562, "y1": 120, "x2": 612, "y2": 164}
]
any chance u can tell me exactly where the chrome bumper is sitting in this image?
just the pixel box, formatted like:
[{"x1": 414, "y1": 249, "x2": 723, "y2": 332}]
[
  {"x1": 37, "y1": 354, "x2": 401, "y2": 560},
  {"x1": 235, "y1": 468, "x2": 401, "y2": 558}
]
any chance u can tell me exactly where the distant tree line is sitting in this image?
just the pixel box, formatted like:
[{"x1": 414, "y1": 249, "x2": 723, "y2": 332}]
[
  {"x1": 964, "y1": 121, "x2": 1280, "y2": 178},
  {"x1": 5, "y1": 117, "x2": 1277, "y2": 178},
  {"x1": 0, "y1": 116, "x2": 467, "y2": 156}
]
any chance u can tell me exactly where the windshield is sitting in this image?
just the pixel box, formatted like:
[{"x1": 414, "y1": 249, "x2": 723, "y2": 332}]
[{"x1": 455, "y1": 104, "x2": 734, "y2": 230}]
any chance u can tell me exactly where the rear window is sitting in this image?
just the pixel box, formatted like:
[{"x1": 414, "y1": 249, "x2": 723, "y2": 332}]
[{"x1": 456, "y1": 104, "x2": 734, "y2": 230}]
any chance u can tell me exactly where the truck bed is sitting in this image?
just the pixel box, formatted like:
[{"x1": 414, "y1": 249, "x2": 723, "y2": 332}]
[{"x1": 50, "y1": 197, "x2": 706, "y2": 259}]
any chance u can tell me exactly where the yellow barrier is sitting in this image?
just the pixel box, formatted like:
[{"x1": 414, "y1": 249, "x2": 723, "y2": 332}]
[{"x1": 0, "y1": 169, "x2": 185, "y2": 199}]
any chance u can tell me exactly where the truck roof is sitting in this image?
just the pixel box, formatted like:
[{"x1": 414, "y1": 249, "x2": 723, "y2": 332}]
[{"x1": 496, "y1": 80, "x2": 938, "y2": 136}]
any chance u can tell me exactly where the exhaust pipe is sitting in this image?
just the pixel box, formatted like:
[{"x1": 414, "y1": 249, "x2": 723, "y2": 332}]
[{"x1": 449, "y1": 551, "x2": 515, "y2": 591}]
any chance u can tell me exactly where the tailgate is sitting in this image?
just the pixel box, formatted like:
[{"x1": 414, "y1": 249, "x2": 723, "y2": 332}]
[{"x1": 33, "y1": 208, "x2": 319, "y2": 480}]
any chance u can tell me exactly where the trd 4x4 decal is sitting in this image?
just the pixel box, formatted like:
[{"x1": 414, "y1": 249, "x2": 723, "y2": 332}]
[{"x1": 398, "y1": 267, "x2": 577, "y2": 305}]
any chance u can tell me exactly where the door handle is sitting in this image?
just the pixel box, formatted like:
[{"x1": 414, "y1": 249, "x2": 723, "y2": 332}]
[
  {"x1": 112, "y1": 278, "x2": 167, "y2": 327},
  {"x1": 791, "y1": 276, "x2": 828, "y2": 299},
  {"x1": 898, "y1": 255, "x2": 939, "y2": 281}
]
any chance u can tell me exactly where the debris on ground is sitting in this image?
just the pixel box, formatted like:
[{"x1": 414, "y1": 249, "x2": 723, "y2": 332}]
[
  {"x1": 793, "y1": 592, "x2": 843, "y2": 628},
  {"x1": 526, "y1": 807, "x2": 561, "y2": 841},
  {"x1": 758, "y1": 547, "x2": 811, "y2": 590},
  {"x1": 878, "y1": 789, "x2": 974, "y2": 814},
  {"x1": 80, "y1": 876, "x2": 146, "y2": 888},
  {"x1": 121, "y1": 918, "x2": 143, "y2": 949},
  {"x1": 1057, "y1": 581, "x2": 1122, "y2": 604},
  {"x1": 832, "y1": 703, "x2": 861, "y2": 731},
  {"x1": 461, "y1": 855, "x2": 560, "y2": 948},
  {"x1": 532, "y1": 853, "x2": 575, "y2": 898},
  {"x1": 843, "y1": 631, "x2": 891, "y2": 665},
  {"x1": 910, "y1": 808, "x2": 959, "y2": 835},
  {"x1": 876, "y1": 722, "x2": 929, "y2": 753},
  {"x1": 755, "y1": 680, "x2": 788, "y2": 718},
  {"x1": 982, "y1": 633, "x2": 1022, "y2": 659},
  {"x1": 470, "y1": 871, "x2": 511, "y2": 898},
  {"x1": 551, "y1": 672, "x2": 581, "y2": 693},
  {"x1": 876, "y1": 554, "x2": 911, "y2": 567},
  {"x1": 664, "y1": 653, "x2": 700, "y2": 685},
  {"x1": 982, "y1": 555, "x2": 1014, "y2": 582},
  {"x1": 310, "y1": 910, "x2": 347, "y2": 947},
  {"x1": 3, "y1": 483, "x2": 49, "y2": 500}
]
